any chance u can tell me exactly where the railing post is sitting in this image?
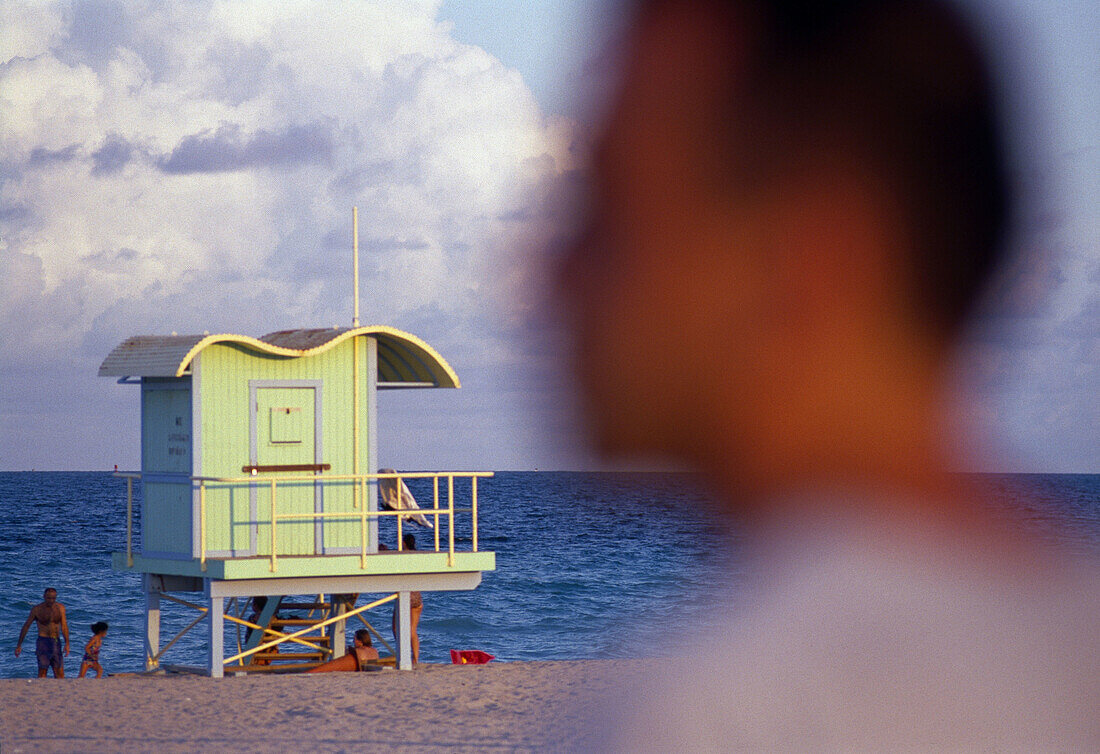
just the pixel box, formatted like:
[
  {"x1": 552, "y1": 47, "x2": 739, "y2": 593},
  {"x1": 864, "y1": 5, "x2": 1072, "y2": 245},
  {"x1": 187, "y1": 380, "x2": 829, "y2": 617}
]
[
  {"x1": 126, "y1": 476, "x2": 134, "y2": 567},
  {"x1": 433, "y1": 475, "x2": 440, "y2": 552},
  {"x1": 447, "y1": 474, "x2": 455, "y2": 567},
  {"x1": 471, "y1": 476, "x2": 479, "y2": 553},
  {"x1": 199, "y1": 480, "x2": 207, "y2": 571},
  {"x1": 360, "y1": 476, "x2": 367, "y2": 569},
  {"x1": 270, "y1": 479, "x2": 277, "y2": 572},
  {"x1": 396, "y1": 474, "x2": 403, "y2": 550}
]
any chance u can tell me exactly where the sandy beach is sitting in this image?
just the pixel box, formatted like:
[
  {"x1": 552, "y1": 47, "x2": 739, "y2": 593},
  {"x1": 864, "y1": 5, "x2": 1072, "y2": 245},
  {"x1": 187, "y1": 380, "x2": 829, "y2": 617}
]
[{"x1": 0, "y1": 659, "x2": 651, "y2": 752}]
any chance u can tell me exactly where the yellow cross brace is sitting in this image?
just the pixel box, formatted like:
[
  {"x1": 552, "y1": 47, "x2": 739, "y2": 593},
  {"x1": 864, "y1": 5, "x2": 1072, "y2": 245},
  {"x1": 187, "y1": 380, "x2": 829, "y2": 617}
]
[
  {"x1": 157, "y1": 592, "x2": 329, "y2": 654},
  {"x1": 223, "y1": 592, "x2": 398, "y2": 666}
]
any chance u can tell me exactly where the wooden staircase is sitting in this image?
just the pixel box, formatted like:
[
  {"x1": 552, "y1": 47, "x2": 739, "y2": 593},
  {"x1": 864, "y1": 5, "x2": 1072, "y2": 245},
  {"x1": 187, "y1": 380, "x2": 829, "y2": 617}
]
[
  {"x1": 226, "y1": 597, "x2": 338, "y2": 674},
  {"x1": 223, "y1": 594, "x2": 397, "y2": 674}
]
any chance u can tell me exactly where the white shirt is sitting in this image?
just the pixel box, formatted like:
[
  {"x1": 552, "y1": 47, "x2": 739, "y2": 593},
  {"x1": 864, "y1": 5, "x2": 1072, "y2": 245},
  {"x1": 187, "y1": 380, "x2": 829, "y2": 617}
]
[{"x1": 608, "y1": 504, "x2": 1100, "y2": 751}]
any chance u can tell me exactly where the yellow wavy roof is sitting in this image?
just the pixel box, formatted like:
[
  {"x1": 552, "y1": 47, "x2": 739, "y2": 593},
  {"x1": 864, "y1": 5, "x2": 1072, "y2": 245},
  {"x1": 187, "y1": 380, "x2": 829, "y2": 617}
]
[{"x1": 98, "y1": 326, "x2": 459, "y2": 387}]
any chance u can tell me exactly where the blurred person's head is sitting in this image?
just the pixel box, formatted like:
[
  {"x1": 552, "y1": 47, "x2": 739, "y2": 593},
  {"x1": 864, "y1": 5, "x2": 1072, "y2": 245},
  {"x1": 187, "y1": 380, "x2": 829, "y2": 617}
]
[
  {"x1": 354, "y1": 629, "x2": 372, "y2": 647},
  {"x1": 560, "y1": 0, "x2": 1009, "y2": 509}
]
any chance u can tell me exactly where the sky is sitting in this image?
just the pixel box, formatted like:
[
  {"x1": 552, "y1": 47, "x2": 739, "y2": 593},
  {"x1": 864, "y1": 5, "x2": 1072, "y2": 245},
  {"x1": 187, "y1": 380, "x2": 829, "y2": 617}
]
[{"x1": 0, "y1": 0, "x2": 1097, "y2": 473}]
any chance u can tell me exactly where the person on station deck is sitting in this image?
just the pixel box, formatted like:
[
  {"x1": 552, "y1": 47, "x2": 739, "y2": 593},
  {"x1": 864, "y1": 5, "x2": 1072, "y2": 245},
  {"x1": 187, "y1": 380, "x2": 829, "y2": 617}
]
[
  {"x1": 557, "y1": 0, "x2": 1100, "y2": 748},
  {"x1": 15, "y1": 587, "x2": 70, "y2": 678},
  {"x1": 306, "y1": 629, "x2": 380, "y2": 673}
]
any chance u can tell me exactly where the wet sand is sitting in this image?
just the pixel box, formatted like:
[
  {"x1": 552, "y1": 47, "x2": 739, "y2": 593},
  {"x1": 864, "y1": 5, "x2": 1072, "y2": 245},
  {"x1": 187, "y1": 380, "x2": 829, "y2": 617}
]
[{"x1": 0, "y1": 659, "x2": 651, "y2": 752}]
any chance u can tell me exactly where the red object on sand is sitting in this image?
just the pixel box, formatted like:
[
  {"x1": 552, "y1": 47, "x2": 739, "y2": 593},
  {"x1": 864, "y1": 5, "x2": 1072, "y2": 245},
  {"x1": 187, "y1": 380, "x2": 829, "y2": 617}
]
[{"x1": 450, "y1": 649, "x2": 495, "y2": 665}]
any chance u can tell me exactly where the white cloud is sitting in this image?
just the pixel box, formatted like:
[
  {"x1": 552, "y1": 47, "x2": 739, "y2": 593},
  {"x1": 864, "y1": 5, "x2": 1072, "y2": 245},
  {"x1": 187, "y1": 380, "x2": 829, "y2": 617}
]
[
  {"x1": 0, "y1": 0, "x2": 579, "y2": 470},
  {"x1": 0, "y1": 2, "x2": 66, "y2": 62}
]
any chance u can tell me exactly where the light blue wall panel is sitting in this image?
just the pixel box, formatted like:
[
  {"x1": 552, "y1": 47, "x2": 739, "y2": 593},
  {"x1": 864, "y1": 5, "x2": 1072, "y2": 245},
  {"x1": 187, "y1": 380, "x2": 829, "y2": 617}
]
[{"x1": 141, "y1": 380, "x2": 193, "y2": 555}]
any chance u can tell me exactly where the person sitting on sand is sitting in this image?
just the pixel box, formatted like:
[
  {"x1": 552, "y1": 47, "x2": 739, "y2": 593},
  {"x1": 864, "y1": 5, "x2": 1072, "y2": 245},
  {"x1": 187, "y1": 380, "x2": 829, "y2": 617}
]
[
  {"x1": 15, "y1": 587, "x2": 70, "y2": 678},
  {"x1": 307, "y1": 629, "x2": 380, "y2": 672},
  {"x1": 78, "y1": 622, "x2": 108, "y2": 678}
]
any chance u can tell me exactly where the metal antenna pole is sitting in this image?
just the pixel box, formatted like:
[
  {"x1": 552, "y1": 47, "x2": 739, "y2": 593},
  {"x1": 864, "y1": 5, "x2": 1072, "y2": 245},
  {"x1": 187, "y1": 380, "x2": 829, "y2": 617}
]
[
  {"x1": 352, "y1": 206, "x2": 361, "y2": 506},
  {"x1": 352, "y1": 206, "x2": 360, "y2": 327}
]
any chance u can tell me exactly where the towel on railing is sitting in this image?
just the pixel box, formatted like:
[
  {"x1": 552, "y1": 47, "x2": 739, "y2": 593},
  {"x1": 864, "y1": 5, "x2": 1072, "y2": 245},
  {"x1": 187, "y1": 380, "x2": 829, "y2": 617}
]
[{"x1": 377, "y1": 469, "x2": 433, "y2": 528}]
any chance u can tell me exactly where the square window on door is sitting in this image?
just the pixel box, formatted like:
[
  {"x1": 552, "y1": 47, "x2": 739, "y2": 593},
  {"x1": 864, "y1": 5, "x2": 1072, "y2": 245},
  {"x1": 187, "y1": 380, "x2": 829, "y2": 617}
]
[{"x1": 270, "y1": 406, "x2": 303, "y2": 443}]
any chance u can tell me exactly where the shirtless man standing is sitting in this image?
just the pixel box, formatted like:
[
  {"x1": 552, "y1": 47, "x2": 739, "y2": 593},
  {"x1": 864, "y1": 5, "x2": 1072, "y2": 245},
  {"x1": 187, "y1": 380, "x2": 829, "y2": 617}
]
[{"x1": 15, "y1": 587, "x2": 70, "y2": 678}]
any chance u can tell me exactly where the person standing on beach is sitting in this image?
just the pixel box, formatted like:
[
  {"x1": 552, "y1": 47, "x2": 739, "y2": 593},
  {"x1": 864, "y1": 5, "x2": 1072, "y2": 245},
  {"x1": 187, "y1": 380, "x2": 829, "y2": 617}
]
[
  {"x1": 15, "y1": 587, "x2": 70, "y2": 678},
  {"x1": 393, "y1": 533, "x2": 423, "y2": 664},
  {"x1": 558, "y1": 0, "x2": 1099, "y2": 749}
]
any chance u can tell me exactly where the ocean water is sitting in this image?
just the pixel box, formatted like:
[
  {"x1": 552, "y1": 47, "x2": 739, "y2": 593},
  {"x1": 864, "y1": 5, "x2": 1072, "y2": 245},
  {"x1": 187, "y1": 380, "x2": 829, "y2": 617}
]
[{"x1": 0, "y1": 471, "x2": 1096, "y2": 678}]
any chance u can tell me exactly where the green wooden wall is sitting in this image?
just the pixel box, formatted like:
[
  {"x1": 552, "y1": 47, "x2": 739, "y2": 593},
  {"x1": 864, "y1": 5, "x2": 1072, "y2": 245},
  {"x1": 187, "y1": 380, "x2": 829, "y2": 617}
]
[{"x1": 194, "y1": 338, "x2": 372, "y2": 557}]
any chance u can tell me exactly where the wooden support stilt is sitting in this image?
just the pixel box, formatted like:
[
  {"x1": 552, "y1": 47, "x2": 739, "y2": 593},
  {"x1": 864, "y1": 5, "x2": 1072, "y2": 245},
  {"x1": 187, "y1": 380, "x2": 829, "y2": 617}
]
[
  {"x1": 329, "y1": 594, "x2": 350, "y2": 653},
  {"x1": 144, "y1": 574, "x2": 160, "y2": 671},
  {"x1": 397, "y1": 591, "x2": 412, "y2": 670},
  {"x1": 208, "y1": 594, "x2": 224, "y2": 678}
]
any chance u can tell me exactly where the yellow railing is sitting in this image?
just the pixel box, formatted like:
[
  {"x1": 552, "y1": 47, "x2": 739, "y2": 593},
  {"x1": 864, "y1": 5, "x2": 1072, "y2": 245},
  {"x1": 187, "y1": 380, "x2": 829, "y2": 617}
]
[{"x1": 115, "y1": 471, "x2": 492, "y2": 573}]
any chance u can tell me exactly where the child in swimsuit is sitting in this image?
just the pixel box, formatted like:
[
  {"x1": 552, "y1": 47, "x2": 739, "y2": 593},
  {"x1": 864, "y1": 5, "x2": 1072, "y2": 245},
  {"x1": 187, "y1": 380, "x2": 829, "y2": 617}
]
[{"x1": 78, "y1": 622, "x2": 108, "y2": 678}]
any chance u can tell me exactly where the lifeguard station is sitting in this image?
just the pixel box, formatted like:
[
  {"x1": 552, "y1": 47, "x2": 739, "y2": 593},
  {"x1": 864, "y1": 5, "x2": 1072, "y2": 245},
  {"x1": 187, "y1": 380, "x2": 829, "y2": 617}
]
[{"x1": 101, "y1": 211, "x2": 495, "y2": 676}]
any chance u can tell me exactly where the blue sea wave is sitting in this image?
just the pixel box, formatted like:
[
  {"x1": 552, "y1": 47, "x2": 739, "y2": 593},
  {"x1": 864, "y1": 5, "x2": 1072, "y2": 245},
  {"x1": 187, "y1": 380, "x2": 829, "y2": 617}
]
[{"x1": 0, "y1": 471, "x2": 1096, "y2": 676}]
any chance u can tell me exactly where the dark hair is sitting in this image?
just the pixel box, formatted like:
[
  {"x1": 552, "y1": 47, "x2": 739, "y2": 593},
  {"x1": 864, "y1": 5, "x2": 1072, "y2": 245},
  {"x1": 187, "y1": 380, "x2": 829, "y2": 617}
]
[
  {"x1": 91, "y1": 621, "x2": 108, "y2": 634},
  {"x1": 716, "y1": 0, "x2": 1010, "y2": 335},
  {"x1": 403, "y1": 533, "x2": 416, "y2": 550},
  {"x1": 354, "y1": 629, "x2": 372, "y2": 646},
  {"x1": 43, "y1": 587, "x2": 57, "y2": 597}
]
